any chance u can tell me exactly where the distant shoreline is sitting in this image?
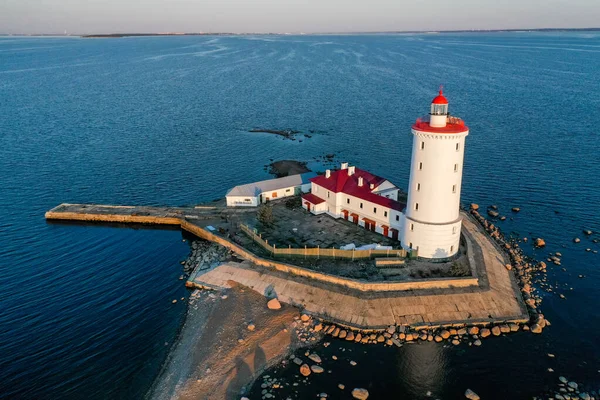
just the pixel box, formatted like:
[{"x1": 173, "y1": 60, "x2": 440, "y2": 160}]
[{"x1": 1, "y1": 27, "x2": 599, "y2": 38}]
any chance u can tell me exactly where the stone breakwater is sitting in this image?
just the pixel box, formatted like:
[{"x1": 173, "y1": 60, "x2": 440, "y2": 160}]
[
  {"x1": 182, "y1": 240, "x2": 231, "y2": 275},
  {"x1": 541, "y1": 376, "x2": 600, "y2": 400},
  {"x1": 470, "y1": 204, "x2": 549, "y2": 334}
]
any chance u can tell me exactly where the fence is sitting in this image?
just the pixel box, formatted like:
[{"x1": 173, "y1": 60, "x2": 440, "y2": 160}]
[{"x1": 240, "y1": 224, "x2": 411, "y2": 259}]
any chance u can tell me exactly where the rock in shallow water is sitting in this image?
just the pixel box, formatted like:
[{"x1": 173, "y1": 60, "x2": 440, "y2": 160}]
[
  {"x1": 299, "y1": 364, "x2": 311, "y2": 376},
  {"x1": 464, "y1": 388, "x2": 481, "y2": 399},
  {"x1": 352, "y1": 388, "x2": 369, "y2": 399}
]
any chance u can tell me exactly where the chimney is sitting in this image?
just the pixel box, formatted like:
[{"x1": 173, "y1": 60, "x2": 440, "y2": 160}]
[
  {"x1": 341, "y1": 162, "x2": 349, "y2": 170},
  {"x1": 348, "y1": 166, "x2": 356, "y2": 176},
  {"x1": 358, "y1": 176, "x2": 364, "y2": 187},
  {"x1": 325, "y1": 169, "x2": 331, "y2": 178},
  {"x1": 369, "y1": 183, "x2": 374, "y2": 190}
]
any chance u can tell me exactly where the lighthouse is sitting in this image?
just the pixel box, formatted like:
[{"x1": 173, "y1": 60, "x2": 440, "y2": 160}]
[{"x1": 400, "y1": 89, "x2": 469, "y2": 259}]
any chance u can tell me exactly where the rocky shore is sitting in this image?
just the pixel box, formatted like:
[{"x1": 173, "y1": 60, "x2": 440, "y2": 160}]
[{"x1": 469, "y1": 203, "x2": 549, "y2": 334}]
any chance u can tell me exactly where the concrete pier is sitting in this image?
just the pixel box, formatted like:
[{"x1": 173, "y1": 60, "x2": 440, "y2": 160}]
[{"x1": 45, "y1": 203, "x2": 528, "y2": 328}]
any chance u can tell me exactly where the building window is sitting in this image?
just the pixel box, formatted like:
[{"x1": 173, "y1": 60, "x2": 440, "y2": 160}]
[
  {"x1": 410, "y1": 223, "x2": 414, "y2": 231},
  {"x1": 420, "y1": 141, "x2": 425, "y2": 150},
  {"x1": 347, "y1": 198, "x2": 350, "y2": 204},
  {"x1": 452, "y1": 226, "x2": 457, "y2": 234},
  {"x1": 395, "y1": 215, "x2": 399, "y2": 221},
  {"x1": 360, "y1": 203, "x2": 363, "y2": 209},
  {"x1": 451, "y1": 245, "x2": 454, "y2": 252},
  {"x1": 417, "y1": 183, "x2": 421, "y2": 191},
  {"x1": 384, "y1": 211, "x2": 388, "y2": 217},
  {"x1": 456, "y1": 143, "x2": 460, "y2": 151},
  {"x1": 415, "y1": 203, "x2": 419, "y2": 211},
  {"x1": 419, "y1": 162, "x2": 423, "y2": 170},
  {"x1": 454, "y1": 163, "x2": 458, "y2": 172},
  {"x1": 452, "y1": 185, "x2": 456, "y2": 193},
  {"x1": 327, "y1": 191, "x2": 330, "y2": 198},
  {"x1": 373, "y1": 207, "x2": 377, "y2": 214},
  {"x1": 409, "y1": 242, "x2": 413, "y2": 249},
  {"x1": 286, "y1": 188, "x2": 291, "y2": 192}
]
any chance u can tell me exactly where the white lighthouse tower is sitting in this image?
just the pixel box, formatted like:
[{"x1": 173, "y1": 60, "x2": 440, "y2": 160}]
[{"x1": 401, "y1": 89, "x2": 469, "y2": 259}]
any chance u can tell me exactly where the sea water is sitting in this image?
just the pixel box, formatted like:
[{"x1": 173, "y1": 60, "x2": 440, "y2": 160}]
[{"x1": 1, "y1": 32, "x2": 599, "y2": 399}]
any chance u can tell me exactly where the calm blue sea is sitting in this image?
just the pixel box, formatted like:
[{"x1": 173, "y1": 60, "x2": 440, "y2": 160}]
[{"x1": 1, "y1": 32, "x2": 599, "y2": 399}]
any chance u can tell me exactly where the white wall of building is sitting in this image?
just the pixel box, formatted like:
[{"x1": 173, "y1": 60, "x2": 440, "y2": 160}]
[
  {"x1": 310, "y1": 182, "x2": 404, "y2": 239},
  {"x1": 226, "y1": 196, "x2": 259, "y2": 207},
  {"x1": 401, "y1": 129, "x2": 469, "y2": 257}
]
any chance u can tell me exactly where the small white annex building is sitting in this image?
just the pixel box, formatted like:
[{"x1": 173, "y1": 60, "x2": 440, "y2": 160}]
[
  {"x1": 226, "y1": 172, "x2": 316, "y2": 207},
  {"x1": 302, "y1": 89, "x2": 469, "y2": 259}
]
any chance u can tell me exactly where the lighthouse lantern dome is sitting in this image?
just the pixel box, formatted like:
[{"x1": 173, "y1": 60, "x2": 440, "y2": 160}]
[{"x1": 430, "y1": 89, "x2": 449, "y2": 116}]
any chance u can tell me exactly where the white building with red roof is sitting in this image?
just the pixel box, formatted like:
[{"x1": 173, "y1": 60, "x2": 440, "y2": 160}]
[
  {"x1": 302, "y1": 89, "x2": 469, "y2": 259},
  {"x1": 302, "y1": 163, "x2": 405, "y2": 240}
]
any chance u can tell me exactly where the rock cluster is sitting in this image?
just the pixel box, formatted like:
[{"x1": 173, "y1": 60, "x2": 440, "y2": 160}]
[
  {"x1": 183, "y1": 240, "x2": 231, "y2": 274},
  {"x1": 317, "y1": 320, "x2": 524, "y2": 348},
  {"x1": 543, "y1": 376, "x2": 599, "y2": 400},
  {"x1": 470, "y1": 207, "x2": 549, "y2": 334}
]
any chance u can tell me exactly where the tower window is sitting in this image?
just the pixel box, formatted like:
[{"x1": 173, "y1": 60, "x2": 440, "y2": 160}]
[
  {"x1": 373, "y1": 207, "x2": 377, "y2": 214},
  {"x1": 417, "y1": 183, "x2": 421, "y2": 191},
  {"x1": 384, "y1": 211, "x2": 388, "y2": 217},
  {"x1": 410, "y1": 223, "x2": 414, "y2": 231},
  {"x1": 409, "y1": 242, "x2": 413, "y2": 249},
  {"x1": 347, "y1": 198, "x2": 350, "y2": 204},
  {"x1": 396, "y1": 215, "x2": 400, "y2": 221},
  {"x1": 360, "y1": 203, "x2": 363, "y2": 209},
  {"x1": 453, "y1": 226, "x2": 457, "y2": 234},
  {"x1": 420, "y1": 142, "x2": 425, "y2": 150},
  {"x1": 452, "y1": 185, "x2": 456, "y2": 193},
  {"x1": 327, "y1": 191, "x2": 330, "y2": 198},
  {"x1": 456, "y1": 143, "x2": 460, "y2": 151},
  {"x1": 451, "y1": 245, "x2": 454, "y2": 252},
  {"x1": 415, "y1": 203, "x2": 419, "y2": 211},
  {"x1": 419, "y1": 162, "x2": 423, "y2": 170},
  {"x1": 454, "y1": 163, "x2": 458, "y2": 172}
]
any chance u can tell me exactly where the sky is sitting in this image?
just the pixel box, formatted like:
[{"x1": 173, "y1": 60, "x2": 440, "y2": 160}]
[{"x1": 1, "y1": 0, "x2": 599, "y2": 35}]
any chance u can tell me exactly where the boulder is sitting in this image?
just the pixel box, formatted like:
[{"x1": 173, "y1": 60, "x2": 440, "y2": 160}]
[
  {"x1": 267, "y1": 298, "x2": 281, "y2": 310},
  {"x1": 301, "y1": 314, "x2": 310, "y2": 322},
  {"x1": 332, "y1": 327, "x2": 340, "y2": 337},
  {"x1": 440, "y1": 330, "x2": 451, "y2": 339},
  {"x1": 434, "y1": 335, "x2": 443, "y2": 342},
  {"x1": 574, "y1": 238, "x2": 581, "y2": 243},
  {"x1": 509, "y1": 324, "x2": 520, "y2": 332},
  {"x1": 339, "y1": 330, "x2": 347, "y2": 339},
  {"x1": 491, "y1": 326, "x2": 501, "y2": 336},
  {"x1": 352, "y1": 388, "x2": 370, "y2": 400},
  {"x1": 500, "y1": 324, "x2": 511, "y2": 333},
  {"x1": 377, "y1": 335, "x2": 385, "y2": 343},
  {"x1": 311, "y1": 365, "x2": 324, "y2": 374},
  {"x1": 512, "y1": 207, "x2": 520, "y2": 212},
  {"x1": 308, "y1": 353, "x2": 322, "y2": 363},
  {"x1": 480, "y1": 328, "x2": 491, "y2": 338},
  {"x1": 470, "y1": 204, "x2": 479, "y2": 211},
  {"x1": 247, "y1": 323, "x2": 256, "y2": 331},
  {"x1": 535, "y1": 238, "x2": 546, "y2": 248},
  {"x1": 474, "y1": 339, "x2": 482, "y2": 346},
  {"x1": 293, "y1": 357, "x2": 303, "y2": 365},
  {"x1": 354, "y1": 333, "x2": 362, "y2": 342},
  {"x1": 387, "y1": 325, "x2": 396, "y2": 334},
  {"x1": 346, "y1": 331, "x2": 355, "y2": 341},
  {"x1": 314, "y1": 323, "x2": 323, "y2": 332},
  {"x1": 468, "y1": 326, "x2": 479, "y2": 335},
  {"x1": 465, "y1": 389, "x2": 481, "y2": 400},
  {"x1": 583, "y1": 230, "x2": 593, "y2": 235},
  {"x1": 300, "y1": 364, "x2": 311, "y2": 376},
  {"x1": 488, "y1": 210, "x2": 499, "y2": 218},
  {"x1": 530, "y1": 323, "x2": 543, "y2": 334}
]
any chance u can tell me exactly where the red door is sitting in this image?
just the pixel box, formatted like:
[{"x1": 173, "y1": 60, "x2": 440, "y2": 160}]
[
  {"x1": 391, "y1": 229, "x2": 399, "y2": 240},
  {"x1": 305, "y1": 202, "x2": 311, "y2": 212},
  {"x1": 343, "y1": 210, "x2": 349, "y2": 220},
  {"x1": 352, "y1": 214, "x2": 359, "y2": 224},
  {"x1": 383, "y1": 226, "x2": 389, "y2": 237}
]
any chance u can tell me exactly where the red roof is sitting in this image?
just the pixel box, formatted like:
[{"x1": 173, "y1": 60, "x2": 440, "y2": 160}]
[
  {"x1": 412, "y1": 116, "x2": 469, "y2": 134},
  {"x1": 310, "y1": 168, "x2": 405, "y2": 212},
  {"x1": 432, "y1": 89, "x2": 448, "y2": 104},
  {"x1": 302, "y1": 193, "x2": 325, "y2": 205}
]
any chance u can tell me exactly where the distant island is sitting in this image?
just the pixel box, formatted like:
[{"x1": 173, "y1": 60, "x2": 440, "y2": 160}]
[{"x1": 1, "y1": 27, "x2": 598, "y2": 38}]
